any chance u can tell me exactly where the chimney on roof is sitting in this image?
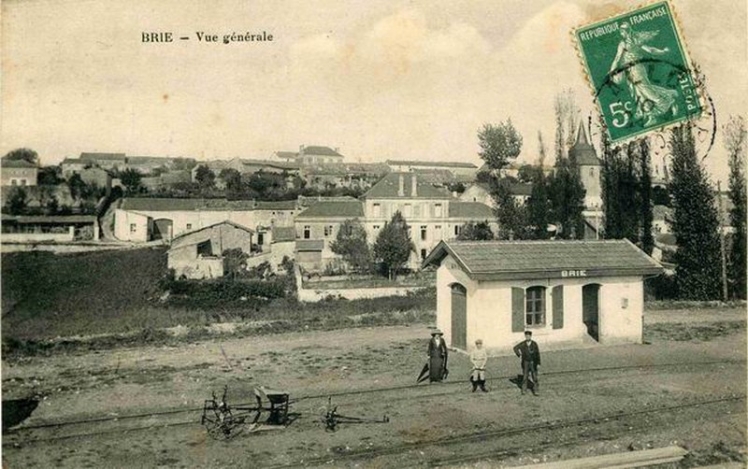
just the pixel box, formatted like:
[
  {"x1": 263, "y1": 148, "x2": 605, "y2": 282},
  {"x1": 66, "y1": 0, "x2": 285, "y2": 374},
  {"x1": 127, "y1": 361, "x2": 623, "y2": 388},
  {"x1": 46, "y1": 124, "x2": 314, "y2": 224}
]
[
  {"x1": 398, "y1": 174, "x2": 405, "y2": 197},
  {"x1": 411, "y1": 173, "x2": 417, "y2": 197},
  {"x1": 299, "y1": 145, "x2": 305, "y2": 154}
]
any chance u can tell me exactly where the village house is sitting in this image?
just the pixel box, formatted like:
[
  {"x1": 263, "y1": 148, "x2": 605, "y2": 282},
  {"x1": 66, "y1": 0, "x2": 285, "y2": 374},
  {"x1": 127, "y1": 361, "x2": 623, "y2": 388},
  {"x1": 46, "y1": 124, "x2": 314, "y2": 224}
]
[
  {"x1": 80, "y1": 152, "x2": 127, "y2": 171},
  {"x1": 167, "y1": 221, "x2": 253, "y2": 279},
  {"x1": 274, "y1": 145, "x2": 345, "y2": 166},
  {"x1": 60, "y1": 158, "x2": 89, "y2": 178},
  {"x1": 385, "y1": 159, "x2": 478, "y2": 179},
  {"x1": 423, "y1": 239, "x2": 663, "y2": 353},
  {"x1": 293, "y1": 173, "x2": 497, "y2": 271},
  {"x1": 302, "y1": 163, "x2": 389, "y2": 190},
  {"x1": 114, "y1": 197, "x2": 298, "y2": 243},
  {"x1": 1, "y1": 159, "x2": 38, "y2": 186},
  {"x1": 459, "y1": 182, "x2": 533, "y2": 206},
  {"x1": 126, "y1": 156, "x2": 175, "y2": 174}
]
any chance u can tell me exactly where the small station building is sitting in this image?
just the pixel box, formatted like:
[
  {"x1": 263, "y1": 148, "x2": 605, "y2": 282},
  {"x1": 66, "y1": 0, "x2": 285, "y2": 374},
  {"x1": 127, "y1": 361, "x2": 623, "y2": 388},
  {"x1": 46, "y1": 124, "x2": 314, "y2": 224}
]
[{"x1": 422, "y1": 240, "x2": 663, "y2": 352}]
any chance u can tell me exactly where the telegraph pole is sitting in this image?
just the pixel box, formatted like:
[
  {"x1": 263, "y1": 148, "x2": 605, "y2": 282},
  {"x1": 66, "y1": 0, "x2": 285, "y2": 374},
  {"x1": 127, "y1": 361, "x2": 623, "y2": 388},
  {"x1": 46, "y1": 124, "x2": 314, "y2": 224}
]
[{"x1": 717, "y1": 181, "x2": 728, "y2": 302}]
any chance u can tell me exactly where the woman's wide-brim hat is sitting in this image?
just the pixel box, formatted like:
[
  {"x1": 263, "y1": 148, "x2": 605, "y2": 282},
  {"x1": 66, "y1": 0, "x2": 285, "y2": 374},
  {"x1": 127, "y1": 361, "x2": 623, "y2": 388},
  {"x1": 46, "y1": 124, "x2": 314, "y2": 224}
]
[{"x1": 431, "y1": 328, "x2": 443, "y2": 336}]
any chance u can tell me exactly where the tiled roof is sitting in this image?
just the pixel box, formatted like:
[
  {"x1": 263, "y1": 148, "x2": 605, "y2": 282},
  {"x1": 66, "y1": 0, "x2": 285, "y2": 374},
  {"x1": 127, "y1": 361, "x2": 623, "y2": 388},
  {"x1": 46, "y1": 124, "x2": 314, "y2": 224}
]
[
  {"x1": 171, "y1": 220, "x2": 254, "y2": 244},
  {"x1": 120, "y1": 198, "x2": 257, "y2": 211},
  {"x1": 296, "y1": 201, "x2": 364, "y2": 219},
  {"x1": 80, "y1": 152, "x2": 126, "y2": 161},
  {"x1": 362, "y1": 172, "x2": 451, "y2": 199},
  {"x1": 302, "y1": 146, "x2": 343, "y2": 157},
  {"x1": 272, "y1": 226, "x2": 297, "y2": 242},
  {"x1": 297, "y1": 195, "x2": 359, "y2": 207},
  {"x1": 296, "y1": 239, "x2": 324, "y2": 251},
  {"x1": 240, "y1": 159, "x2": 300, "y2": 170},
  {"x1": 569, "y1": 125, "x2": 601, "y2": 166},
  {"x1": 448, "y1": 202, "x2": 494, "y2": 219},
  {"x1": 275, "y1": 151, "x2": 298, "y2": 159},
  {"x1": 127, "y1": 156, "x2": 172, "y2": 164},
  {"x1": 304, "y1": 163, "x2": 389, "y2": 176},
  {"x1": 423, "y1": 239, "x2": 663, "y2": 280},
  {"x1": 60, "y1": 158, "x2": 85, "y2": 165},
  {"x1": 255, "y1": 200, "x2": 298, "y2": 210},
  {"x1": 1, "y1": 159, "x2": 37, "y2": 168},
  {"x1": 412, "y1": 169, "x2": 456, "y2": 184},
  {"x1": 386, "y1": 160, "x2": 478, "y2": 169}
]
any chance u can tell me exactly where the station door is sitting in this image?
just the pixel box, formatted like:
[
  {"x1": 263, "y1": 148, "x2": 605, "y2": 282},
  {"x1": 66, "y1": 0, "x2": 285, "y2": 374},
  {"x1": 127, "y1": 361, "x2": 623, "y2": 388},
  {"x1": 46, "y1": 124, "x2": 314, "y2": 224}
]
[{"x1": 451, "y1": 284, "x2": 467, "y2": 350}]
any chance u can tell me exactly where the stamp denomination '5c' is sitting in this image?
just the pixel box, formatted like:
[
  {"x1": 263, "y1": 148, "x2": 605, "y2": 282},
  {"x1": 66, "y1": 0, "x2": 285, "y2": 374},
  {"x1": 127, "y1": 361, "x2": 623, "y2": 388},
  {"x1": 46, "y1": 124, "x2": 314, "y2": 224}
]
[{"x1": 574, "y1": 1, "x2": 702, "y2": 143}]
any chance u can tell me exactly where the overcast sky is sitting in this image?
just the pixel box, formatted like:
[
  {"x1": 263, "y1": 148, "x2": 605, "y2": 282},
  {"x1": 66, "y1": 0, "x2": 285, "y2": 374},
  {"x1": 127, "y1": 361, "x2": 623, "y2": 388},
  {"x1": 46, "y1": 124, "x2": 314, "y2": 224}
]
[{"x1": 2, "y1": 0, "x2": 745, "y2": 183}]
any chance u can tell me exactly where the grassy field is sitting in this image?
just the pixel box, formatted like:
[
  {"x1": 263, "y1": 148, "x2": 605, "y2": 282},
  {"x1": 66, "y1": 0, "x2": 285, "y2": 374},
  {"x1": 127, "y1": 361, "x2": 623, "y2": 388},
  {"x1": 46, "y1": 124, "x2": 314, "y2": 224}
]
[{"x1": 1, "y1": 249, "x2": 436, "y2": 354}]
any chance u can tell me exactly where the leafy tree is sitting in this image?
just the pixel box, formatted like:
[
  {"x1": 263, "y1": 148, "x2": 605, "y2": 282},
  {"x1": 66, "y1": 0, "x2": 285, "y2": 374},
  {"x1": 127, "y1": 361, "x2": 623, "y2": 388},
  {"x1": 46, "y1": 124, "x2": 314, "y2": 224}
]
[
  {"x1": 554, "y1": 90, "x2": 579, "y2": 161},
  {"x1": 477, "y1": 120, "x2": 523, "y2": 171},
  {"x1": 38, "y1": 166, "x2": 62, "y2": 185},
  {"x1": 374, "y1": 211, "x2": 415, "y2": 279},
  {"x1": 67, "y1": 173, "x2": 87, "y2": 200},
  {"x1": 5, "y1": 187, "x2": 28, "y2": 214},
  {"x1": 517, "y1": 164, "x2": 540, "y2": 183},
  {"x1": 668, "y1": 125, "x2": 721, "y2": 300},
  {"x1": 603, "y1": 142, "x2": 641, "y2": 242},
  {"x1": 456, "y1": 221, "x2": 494, "y2": 241},
  {"x1": 3, "y1": 148, "x2": 39, "y2": 166},
  {"x1": 639, "y1": 138, "x2": 654, "y2": 255},
  {"x1": 194, "y1": 165, "x2": 216, "y2": 190},
  {"x1": 330, "y1": 219, "x2": 373, "y2": 272},
  {"x1": 526, "y1": 171, "x2": 550, "y2": 239},
  {"x1": 652, "y1": 186, "x2": 670, "y2": 206},
  {"x1": 492, "y1": 178, "x2": 529, "y2": 240},
  {"x1": 120, "y1": 168, "x2": 143, "y2": 195},
  {"x1": 219, "y1": 168, "x2": 243, "y2": 196},
  {"x1": 724, "y1": 115, "x2": 747, "y2": 299},
  {"x1": 222, "y1": 248, "x2": 249, "y2": 280},
  {"x1": 45, "y1": 196, "x2": 60, "y2": 215},
  {"x1": 548, "y1": 159, "x2": 586, "y2": 239}
]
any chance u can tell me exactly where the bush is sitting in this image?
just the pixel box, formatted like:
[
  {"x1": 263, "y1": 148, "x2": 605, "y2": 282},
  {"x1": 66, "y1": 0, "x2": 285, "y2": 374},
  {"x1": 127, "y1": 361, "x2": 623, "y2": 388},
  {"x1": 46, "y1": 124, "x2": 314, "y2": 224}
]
[
  {"x1": 164, "y1": 277, "x2": 288, "y2": 306},
  {"x1": 645, "y1": 274, "x2": 678, "y2": 300}
]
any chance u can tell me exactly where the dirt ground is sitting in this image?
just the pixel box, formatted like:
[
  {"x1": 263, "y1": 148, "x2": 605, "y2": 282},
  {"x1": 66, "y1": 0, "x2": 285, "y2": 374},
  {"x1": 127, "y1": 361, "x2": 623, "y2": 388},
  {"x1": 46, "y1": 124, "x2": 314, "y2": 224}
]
[{"x1": 2, "y1": 308, "x2": 746, "y2": 468}]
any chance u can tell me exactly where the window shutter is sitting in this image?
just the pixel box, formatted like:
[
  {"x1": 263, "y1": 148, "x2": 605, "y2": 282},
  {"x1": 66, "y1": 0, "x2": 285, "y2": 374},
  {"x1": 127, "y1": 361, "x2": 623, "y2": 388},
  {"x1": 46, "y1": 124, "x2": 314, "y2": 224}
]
[
  {"x1": 552, "y1": 285, "x2": 564, "y2": 329},
  {"x1": 512, "y1": 287, "x2": 524, "y2": 332}
]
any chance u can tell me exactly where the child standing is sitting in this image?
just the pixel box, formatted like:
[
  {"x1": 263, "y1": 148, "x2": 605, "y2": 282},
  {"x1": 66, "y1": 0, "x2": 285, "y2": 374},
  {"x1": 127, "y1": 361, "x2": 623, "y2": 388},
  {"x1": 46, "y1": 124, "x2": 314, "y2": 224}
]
[{"x1": 470, "y1": 339, "x2": 488, "y2": 392}]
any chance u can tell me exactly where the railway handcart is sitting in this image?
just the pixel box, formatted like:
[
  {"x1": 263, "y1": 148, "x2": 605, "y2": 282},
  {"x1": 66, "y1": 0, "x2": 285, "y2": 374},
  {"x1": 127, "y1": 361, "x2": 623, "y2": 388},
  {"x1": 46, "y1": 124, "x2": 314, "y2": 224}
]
[{"x1": 201, "y1": 385, "x2": 290, "y2": 440}]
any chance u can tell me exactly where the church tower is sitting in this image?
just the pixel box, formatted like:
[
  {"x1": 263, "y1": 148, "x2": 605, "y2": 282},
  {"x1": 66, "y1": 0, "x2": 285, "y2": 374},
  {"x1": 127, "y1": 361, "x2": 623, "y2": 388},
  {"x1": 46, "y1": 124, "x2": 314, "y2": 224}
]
[{"x1": 569, "y1": 122, "x2": 602, "y2": 211}]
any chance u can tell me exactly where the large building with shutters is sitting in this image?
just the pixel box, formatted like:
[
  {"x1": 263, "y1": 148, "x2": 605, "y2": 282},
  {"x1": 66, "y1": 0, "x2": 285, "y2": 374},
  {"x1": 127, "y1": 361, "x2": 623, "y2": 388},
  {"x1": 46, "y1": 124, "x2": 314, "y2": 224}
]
[{"x1": 422, "y1": 240, "x2": 663, "y2": 352}]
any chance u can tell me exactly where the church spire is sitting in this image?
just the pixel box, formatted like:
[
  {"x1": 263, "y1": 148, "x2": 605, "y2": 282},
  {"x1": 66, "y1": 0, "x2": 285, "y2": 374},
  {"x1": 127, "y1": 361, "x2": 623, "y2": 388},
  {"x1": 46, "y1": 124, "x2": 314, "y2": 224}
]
[{"x1": 575, "y1": 120, "x2": 590, "y2": 146}]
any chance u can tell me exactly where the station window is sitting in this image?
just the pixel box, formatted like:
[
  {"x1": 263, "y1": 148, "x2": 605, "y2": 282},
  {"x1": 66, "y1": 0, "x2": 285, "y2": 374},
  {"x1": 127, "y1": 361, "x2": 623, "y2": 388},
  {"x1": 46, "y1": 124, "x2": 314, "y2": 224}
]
[
  {"x1": 526, "y1": 286, "x2": 546, "y2": 326},
  {"x1": 420, "y1": 226, "x2": 427, "y2": 241},
  {"x1": 186, "y1": 223, "x2": 192, "y2": 230},
  {"x1": 303, "y1": 225, "x2": 311, "y2": 239},
  {"x1": 130, "y1": 223, "x2": 137, "y2": 233},
  {"x1": 324, "y1": 225, "x2": 333, "y2": 237},
  {"x1": 421, "y1": 248, "x2": 427, "y2": 260},
  {"x1": 454, "y1": 225, "x2": 461, "y2": 236},
  {"x1": 372, "y1": 203, "x2": 381, "y2": 217}
]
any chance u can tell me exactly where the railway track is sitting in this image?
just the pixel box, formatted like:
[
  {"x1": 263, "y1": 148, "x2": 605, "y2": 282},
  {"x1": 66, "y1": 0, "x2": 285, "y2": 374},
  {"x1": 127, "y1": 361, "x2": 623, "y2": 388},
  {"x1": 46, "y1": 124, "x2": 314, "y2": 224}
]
[
  {"x1": 4, "y1": 358, "x2": 743, "y2": 447},
  {"x1": 271, "y1": 394, "x2": 746, "y2": 468}
]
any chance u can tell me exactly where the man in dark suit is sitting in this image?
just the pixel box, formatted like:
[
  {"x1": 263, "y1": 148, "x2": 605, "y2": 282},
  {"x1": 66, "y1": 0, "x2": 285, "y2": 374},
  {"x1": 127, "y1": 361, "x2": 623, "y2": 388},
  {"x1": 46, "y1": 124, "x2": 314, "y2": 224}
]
[{"x1": 513, "y1": 330, "x2": 541, "y2": 396}]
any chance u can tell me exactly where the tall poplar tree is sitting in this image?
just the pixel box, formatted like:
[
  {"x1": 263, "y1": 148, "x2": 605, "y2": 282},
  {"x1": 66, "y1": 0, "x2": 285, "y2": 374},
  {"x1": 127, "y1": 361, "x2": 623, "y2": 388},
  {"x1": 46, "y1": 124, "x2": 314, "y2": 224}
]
[
  {"x1": 639, "y1": 138, "x2": 654, "y2": 255},
  {"x1": 724, "y1": 116, "x2": 747, "y2": 299},
  {"x1": 668, "y1": 125, "x2": 721, "y2": 300}
]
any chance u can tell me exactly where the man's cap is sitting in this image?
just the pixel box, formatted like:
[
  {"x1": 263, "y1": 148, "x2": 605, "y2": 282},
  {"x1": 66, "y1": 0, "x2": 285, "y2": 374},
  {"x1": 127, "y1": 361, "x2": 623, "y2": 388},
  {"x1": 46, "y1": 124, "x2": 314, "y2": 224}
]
[
  {"x1": 524, "y1": 330, "x2": 533, "y2": 336},
  {"x1": 475, "y1": 339, "x2": 483, "y2": 344},
  {"x1": 431, "y1": 328, "x2": 443, "y2": 336}
]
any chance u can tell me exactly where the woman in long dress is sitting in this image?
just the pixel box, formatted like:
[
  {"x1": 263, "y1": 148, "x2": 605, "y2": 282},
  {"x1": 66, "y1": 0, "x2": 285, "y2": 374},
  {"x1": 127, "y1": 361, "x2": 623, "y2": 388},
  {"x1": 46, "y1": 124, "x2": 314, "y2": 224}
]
[
  {"x1": 608, "y1": 22, "x2": 679, "y2": 126},
  {"x1": 427, "y1": 330, "x2": 448, "y2": 382}
]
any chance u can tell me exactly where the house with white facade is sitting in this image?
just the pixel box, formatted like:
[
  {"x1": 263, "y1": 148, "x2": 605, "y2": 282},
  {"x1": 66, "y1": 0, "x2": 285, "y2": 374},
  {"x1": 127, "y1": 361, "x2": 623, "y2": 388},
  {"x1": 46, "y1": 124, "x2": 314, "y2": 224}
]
[
  {"x1": 114, "y1": 197, "x2": 298, "y2": 242},
  {"x1": 423, "y1": 239, "x2": 663, "y2": 353}
]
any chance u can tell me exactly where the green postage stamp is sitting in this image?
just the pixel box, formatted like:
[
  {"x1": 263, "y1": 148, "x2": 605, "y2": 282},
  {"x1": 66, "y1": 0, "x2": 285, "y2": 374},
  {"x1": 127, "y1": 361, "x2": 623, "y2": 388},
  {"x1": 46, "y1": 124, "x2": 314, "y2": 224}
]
[{"x1": 574, "y1": 1, "x2": 702, "y2": 143}]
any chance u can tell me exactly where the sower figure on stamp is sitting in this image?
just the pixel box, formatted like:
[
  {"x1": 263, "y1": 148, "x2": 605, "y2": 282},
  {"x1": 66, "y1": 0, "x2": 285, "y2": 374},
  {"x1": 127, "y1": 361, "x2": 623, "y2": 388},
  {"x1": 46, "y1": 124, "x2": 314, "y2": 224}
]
[
  {"x1": 469, "y1": 339, "x2": 488, "y2": 392},
  {"x1": 513, "y1": 331, "x2": 540, "y2": 396}
]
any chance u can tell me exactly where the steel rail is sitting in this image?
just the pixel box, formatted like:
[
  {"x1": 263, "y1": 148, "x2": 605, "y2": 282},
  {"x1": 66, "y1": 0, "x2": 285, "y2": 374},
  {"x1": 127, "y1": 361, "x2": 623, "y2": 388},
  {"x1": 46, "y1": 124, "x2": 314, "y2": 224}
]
[{"x1": 4, "y1": 359, "x2": 742, "y2": 438}]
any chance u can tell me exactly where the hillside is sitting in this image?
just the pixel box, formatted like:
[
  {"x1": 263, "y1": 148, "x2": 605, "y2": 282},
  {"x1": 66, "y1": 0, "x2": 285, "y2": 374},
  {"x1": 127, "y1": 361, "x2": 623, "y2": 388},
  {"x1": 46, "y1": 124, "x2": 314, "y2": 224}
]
[{"x1": 2, "y1": 247, "x2": 167, "y2": 340}]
